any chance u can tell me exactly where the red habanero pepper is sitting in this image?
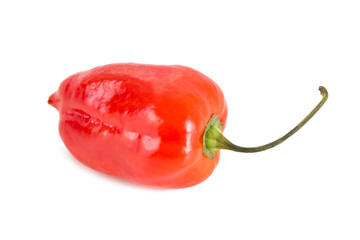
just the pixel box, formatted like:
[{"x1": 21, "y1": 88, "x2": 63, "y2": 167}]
[{"x1": 48, "y1": 63, "x2": 328, "y2": 188}]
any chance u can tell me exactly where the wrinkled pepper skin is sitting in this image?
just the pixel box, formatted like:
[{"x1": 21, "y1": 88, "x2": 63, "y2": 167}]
[{"x1": 49, "y1": 63, "x2": 228, "y2": 188}]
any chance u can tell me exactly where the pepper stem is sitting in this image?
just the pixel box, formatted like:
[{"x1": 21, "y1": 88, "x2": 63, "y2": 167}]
[{"x1": 203, "y1": 86, "x2": 328, "y2": 159}]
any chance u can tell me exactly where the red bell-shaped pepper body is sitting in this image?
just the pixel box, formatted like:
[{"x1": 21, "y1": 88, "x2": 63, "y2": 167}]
[{"x1": 49, "y1": 63, "x2": 228, "y2": 188}]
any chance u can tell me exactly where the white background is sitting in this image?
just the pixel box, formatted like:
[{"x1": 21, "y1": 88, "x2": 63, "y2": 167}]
[{"x1": 1, "y1": 0, "x2": 359, "y2": 239}]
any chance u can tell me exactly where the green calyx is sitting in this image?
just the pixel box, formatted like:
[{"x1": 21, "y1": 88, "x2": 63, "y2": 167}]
[
  {"x1": 203, "y1": 86, "x2": 329, "y2": 159},
  {"x1": 202, "y1": 114, "x2": 224, "y2": 159}
]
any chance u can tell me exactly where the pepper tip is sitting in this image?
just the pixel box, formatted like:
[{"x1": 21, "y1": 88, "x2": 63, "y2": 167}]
[{"x1": 48, "y1": 92, "x2": 60, "y2": 109}]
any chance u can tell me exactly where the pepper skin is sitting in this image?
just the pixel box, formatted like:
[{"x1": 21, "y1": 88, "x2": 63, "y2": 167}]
[{"x1": 49, "y1": 63, "x2": 228, "y2": 188}]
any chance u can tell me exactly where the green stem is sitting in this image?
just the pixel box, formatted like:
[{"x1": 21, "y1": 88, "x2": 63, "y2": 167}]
[{"x1": 203, "y1": 86, "x2": 328, "y2": 159}]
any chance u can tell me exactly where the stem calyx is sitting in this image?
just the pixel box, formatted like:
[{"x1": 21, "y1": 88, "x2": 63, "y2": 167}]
[{"x1": 203, "y1": 86, "x2": 328, "y2": 159}]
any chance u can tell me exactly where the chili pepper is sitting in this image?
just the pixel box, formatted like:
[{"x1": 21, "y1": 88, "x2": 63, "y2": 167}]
[{"x1": 48, "y1": 63, "x2": 328, "y2": 188}]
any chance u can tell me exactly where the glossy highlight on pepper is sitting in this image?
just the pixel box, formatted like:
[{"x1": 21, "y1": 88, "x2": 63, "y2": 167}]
[{"x1": 49, "y1": 63, "x2": 328, "y2": 188}]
